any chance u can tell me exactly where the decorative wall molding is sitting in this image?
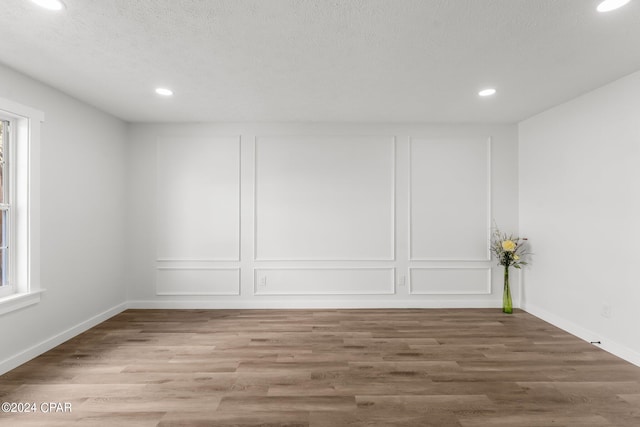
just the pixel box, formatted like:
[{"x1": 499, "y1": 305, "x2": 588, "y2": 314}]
[
  {"x1": 253, "y1": 267, "x2": 396, "y2": 295},
  {"x1": 156, "y1": 267, "x2": 241, "y2": 296},
  {"x1": 156, "y1": 258, "x2": 241, "y2": 263},
  {"x1": 409, "y1": 266, "x2": 491, "y2": 295},
  {"x1": 408, "y1": 136, "x2": 492, "y2": 262},
  {"x1": 156, "y1": 135, "x2": 242, "y2": 262},
  {"x1": 133, "y1": 127, "x2": 518, "y2": 310},
  {"x1": 253, "y1": 135, "x2": 396, "y2": 261}
]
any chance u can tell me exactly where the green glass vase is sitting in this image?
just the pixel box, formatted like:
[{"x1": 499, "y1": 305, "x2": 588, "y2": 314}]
[{"x1": 503, "y1": 266, "x2": 513, "y2": 314}]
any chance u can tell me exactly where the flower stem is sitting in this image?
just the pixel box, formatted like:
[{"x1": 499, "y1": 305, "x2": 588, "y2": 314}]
[{"x1": 503, "y1": 266, "x2": 513, "y2": 314}]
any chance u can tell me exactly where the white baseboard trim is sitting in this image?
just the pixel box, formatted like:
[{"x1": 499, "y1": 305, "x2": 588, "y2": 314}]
[
  {"x1": 127, "y1": 299, "x2": 503, "y2": 310},
  {"x1": 0, "y1": 302, "x2": 128, "y2": 375},
  {"x1": 523, "y1": 303, "x2": 640, "y2": 368}
]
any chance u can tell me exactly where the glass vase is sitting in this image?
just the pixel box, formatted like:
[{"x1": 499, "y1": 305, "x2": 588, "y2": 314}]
[{"x1": 503, "y1": 266, "x2": 513, "y2": 314}]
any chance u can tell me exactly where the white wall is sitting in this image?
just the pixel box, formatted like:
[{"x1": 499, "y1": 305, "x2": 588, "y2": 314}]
[
  {"x1": 127, "y1": 123, "x2": 518, "y2": 308},
  {"x1": 519, "y1": 70, "x2": 640, "y2": 365},
  {"x1": 0, "y1": 64, "x2": 128, "y2": 373}
]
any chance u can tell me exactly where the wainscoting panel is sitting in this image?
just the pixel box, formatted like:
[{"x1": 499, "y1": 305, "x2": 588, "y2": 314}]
[
  {"x1": 409, "y1": 267, "x2": 491, "y2": 295},
  {"x1": 254, "y1": 136, "x2": 395, "y2": 261},
  {"x1": 254, "y1": 268, "x2": 396, "y2": 295},
  {"x1": 409, "y1": 137, "x2": 491, "y2": 261},
  {"x1": 156, "y1": 136, "x2": 240, "y2": 261},
  {"x1": 156, "y1": 268, "x2": 241, "y2": 296}
]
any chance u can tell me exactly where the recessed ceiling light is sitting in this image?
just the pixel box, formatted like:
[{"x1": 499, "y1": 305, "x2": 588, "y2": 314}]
[
  {"x1": 155, "y1": 88, "x2": 174, "y2": 97},
  {"x1": 478, "y1": 88, "x2": 497, "y2": 97},
  {"x1": 597, "y1": 0, "x2": 631, "y2": 12},
  {"x1": 31, "y1": 0, "x2": 65, "y2": 11}
]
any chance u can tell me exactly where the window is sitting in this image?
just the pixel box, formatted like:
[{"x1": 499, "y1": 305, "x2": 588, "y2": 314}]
[
  {"x1": 0, "y1": 119, "x2": 12, "y2": 296},
  {"x1": 0, "y1": 97, "x2": 43, "y2": 315}
]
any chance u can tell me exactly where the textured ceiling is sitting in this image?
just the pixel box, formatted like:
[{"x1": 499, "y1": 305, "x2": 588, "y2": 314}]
[{"x1": 1, "y1": 0, "x2": 640, "y2": 123}]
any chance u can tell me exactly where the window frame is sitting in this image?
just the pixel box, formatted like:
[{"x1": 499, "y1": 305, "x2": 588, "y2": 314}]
[
  {"x1": 0, "y1": 97, "x2": 43, "y2": 316},
  {"x1": 0, "y1": 118, "x2": 15, "y2": 297}
]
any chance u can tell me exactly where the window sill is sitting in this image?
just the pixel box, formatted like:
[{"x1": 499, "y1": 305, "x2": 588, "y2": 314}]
[{"x1": 0, "y1": 289, "x2": 45, "y2": 316}]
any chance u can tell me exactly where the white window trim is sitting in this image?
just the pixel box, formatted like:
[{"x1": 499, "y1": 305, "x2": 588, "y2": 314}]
[
  {"x1": 0, "y1": 290, "x2": 45, "y2": 316},
  {"x1": 0, "y1": 97, "x2": 43, "y2": 316},
  {"x1": 0, "y1": 118, "x2": 15, "y2": 297}
]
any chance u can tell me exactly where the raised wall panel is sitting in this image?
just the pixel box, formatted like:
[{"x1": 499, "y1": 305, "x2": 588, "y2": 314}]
[
  {"x1": 254, "y1": 268, "x2": 395, "y2": 295},
  {"x1": 254, "y1": 136, "x2": 395, "y2": 261},
  {"x1": 410, "y1": 137, "x2": 490, "y2": 260},
  {"x1": 156, "y1": 136, "x2": 240, "y2": 261},
  {"x1": 409, "y1": 267, "x2": 491, "y2": 295},
  {"x1": 156, "y1": 268, "x2": 240, "y2": 295}
]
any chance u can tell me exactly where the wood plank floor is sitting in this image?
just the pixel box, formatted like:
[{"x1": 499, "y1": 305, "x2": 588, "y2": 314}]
[{"x1": 1, "y1": 309, "x2": 640, "y2": 426}]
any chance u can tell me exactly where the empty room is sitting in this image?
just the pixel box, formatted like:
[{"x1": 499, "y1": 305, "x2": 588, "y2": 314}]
[{"x1": 1, "y1": 0, "x2": 640, "y2": 426}]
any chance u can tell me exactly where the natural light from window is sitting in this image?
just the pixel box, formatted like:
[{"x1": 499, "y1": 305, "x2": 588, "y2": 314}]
[{"x1": 0, "y1": 97, "x2": 43, "y2": 315}]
